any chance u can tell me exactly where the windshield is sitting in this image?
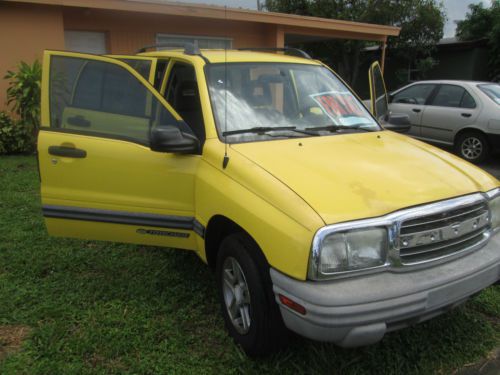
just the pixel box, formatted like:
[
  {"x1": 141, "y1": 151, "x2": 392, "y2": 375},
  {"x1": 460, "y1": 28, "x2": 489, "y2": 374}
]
[
  {"x1": 478, "y1": 83, "x2": 500, "y2": 105},
  {"x1": 206, "y1": 63, "x2": 380, "y2": 142}
]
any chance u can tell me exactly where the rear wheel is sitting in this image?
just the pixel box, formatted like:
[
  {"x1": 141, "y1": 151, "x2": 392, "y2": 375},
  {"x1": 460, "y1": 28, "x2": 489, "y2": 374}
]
[
  {"x1": 216, "y1": 233, "x2": 288, "y2": 357},
  {"x1": 455, "y1": 131, "x2": 489, "y2": 164}
]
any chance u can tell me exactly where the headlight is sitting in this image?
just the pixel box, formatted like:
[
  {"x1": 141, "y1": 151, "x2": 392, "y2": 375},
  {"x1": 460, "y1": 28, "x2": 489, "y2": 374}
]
[
  {"x1": 309, "y1": 227, "x2": 388, "y2": 279},
  {"x1": 487, "y1": 188, "x2": 500, "y2": 230}
]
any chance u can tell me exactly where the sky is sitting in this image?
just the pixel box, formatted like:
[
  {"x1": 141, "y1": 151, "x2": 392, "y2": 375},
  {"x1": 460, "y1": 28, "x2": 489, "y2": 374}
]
[{"x1": 167, "y1": 0, "x2": 491, "y2": 38}]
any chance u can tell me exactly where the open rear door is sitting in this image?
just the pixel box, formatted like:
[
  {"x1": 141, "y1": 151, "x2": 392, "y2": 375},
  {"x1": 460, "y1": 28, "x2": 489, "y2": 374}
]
[{"x1": 106, "y1": 55, "x2": 168, "y2": 90}]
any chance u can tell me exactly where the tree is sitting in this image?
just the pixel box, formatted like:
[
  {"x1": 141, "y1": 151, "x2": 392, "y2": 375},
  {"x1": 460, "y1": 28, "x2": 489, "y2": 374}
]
[
  {"x1": 265, "y1": 0, "x2": 445, "y2": 86},
  {"x1": 456, "y1": 1, "x2": 500, "y2": 81}
]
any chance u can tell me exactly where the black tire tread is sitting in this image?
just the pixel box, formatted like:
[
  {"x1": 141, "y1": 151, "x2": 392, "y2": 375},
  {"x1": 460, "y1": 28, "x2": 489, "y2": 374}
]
[{"x1": 216, "y1": 232, "x2": 288, "y2": 357}]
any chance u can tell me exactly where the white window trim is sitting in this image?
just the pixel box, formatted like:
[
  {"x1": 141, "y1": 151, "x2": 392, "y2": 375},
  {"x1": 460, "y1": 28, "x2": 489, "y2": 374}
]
[{"x1": 156, "y1": 33, "x2": 233, "y2": 49}]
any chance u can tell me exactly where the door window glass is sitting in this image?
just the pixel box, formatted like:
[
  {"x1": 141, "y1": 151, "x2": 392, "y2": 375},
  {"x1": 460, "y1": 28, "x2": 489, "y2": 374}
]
[
  {"x1": 49, "y1": 56, "x2": 179, "y2": 144},
  {"x1": 114, "y1": 58, "x2": 152, "y2": 80},
  {"x1": 370, "y1": 63, "x2": 388, "y2": 118},
  {"x1": 164, "y1": 62, "x2": 205, "y2": 142},
  {"x1": 461, "y1": 90, "x2": 476, "y2": 109},
  {"x1": 430, "y1": 85, "x2": 465, "y2": 108},
  {"x1": 392, "y1": 84, "x2": 436, "y2": 105}
]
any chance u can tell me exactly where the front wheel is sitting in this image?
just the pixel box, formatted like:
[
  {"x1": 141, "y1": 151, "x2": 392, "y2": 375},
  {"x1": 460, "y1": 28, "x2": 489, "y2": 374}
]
[
  {"x1": 455, "y1": 132, "x2": 489, "y2": 164},
  {"x1": 216, "y1": 233, "x2": 288, "y2": 357}
]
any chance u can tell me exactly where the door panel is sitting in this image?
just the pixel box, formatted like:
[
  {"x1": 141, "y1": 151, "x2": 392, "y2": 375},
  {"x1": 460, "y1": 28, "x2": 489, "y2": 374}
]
[
  {"x1": 39, "y1": 50, "x2": 200, "y2": 250},
  {"x1": 420, "y1": 84, "x2": 480, "y2": 144},
  {"x1": 389, "y1": 83, "x2": 438, "y2": 138}
]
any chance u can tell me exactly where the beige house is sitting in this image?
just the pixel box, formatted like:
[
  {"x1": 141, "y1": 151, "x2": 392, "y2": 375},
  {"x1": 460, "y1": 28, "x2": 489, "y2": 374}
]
[{"x1": 0, "y1": 0, "x2": 400, "y2": 110}]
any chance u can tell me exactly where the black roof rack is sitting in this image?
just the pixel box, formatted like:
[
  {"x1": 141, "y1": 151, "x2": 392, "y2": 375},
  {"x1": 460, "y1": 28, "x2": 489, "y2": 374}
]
[
  {"x1": 237, "y1": 47, "x2": 312, "y2": 59},
  {"x1": 137, "y1": 42, "x2": 201, "y2": 55}
]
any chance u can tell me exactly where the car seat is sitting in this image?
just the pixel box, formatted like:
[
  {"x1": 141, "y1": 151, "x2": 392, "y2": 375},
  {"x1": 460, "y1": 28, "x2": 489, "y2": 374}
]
[{"x1": 173, "y1": 80, "x2": 205, "y2": 143}]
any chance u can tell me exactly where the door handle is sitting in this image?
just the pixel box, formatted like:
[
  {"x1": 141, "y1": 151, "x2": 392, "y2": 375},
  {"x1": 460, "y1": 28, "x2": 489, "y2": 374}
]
[
  {"x1": 412, "y1": 108, "x2": 421, "y2": 113},
  {"x1": 48, "y1": 146, "x2": 87, "y2": 158},
  {"x1": 67, "y1": 115, "x2": 91, "y2": 127},
  {"x1": 461, "y1": 113, "x2": 472, "y2": 118}
]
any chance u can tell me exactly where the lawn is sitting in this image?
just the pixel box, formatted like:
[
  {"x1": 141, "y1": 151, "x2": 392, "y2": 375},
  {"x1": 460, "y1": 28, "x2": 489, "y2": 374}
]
[{"x1": 0, "y1": 155, "x2": 499, "y2": 375}]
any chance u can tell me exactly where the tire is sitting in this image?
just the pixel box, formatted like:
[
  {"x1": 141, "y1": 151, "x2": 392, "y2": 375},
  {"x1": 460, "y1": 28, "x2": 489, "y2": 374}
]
[
  {"x1": 216, "y1": 233, "x2": 288, "y2": 357},
  {"x1": 455, "y1": 131, "x2": 489, "y2": 164}
]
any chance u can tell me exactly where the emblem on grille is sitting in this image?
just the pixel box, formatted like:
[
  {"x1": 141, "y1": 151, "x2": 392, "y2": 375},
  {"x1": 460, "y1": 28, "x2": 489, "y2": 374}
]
[{"x1": 400, "y1": 210, "x2": 488, "y2": 248}]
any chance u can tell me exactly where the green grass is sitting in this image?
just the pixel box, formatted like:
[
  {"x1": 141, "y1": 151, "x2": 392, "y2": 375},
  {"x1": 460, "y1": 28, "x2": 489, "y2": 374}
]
[{"x1": 0, "y1": 155, "x2": 498, "y2": 375}]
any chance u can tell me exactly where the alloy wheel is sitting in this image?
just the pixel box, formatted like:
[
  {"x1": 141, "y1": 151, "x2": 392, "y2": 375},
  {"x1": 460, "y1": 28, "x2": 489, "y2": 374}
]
[
  {"x1": 461, "y1": 137, "x2": 483, "y2": 160},
  {"x1": 222, "y1": 256, "x2": 251, "y2": 334}
]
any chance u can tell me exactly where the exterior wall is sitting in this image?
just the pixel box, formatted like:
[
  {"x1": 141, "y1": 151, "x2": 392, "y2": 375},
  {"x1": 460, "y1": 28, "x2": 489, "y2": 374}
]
[
  {"x1": 62, "y1": 7, "x2": 278, "y2": 54},
  {"x1": 0, "y1": 2, "x2": 64, "y2": 111},
  {"x1": 0, "y1": 4, "x2": 283, "y2": 111}
]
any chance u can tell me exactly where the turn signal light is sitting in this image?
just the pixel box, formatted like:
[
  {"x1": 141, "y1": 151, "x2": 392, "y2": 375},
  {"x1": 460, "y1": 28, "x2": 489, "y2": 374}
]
[{"x1": 278, "y1": 294, "x2": 306, "y2": 315}]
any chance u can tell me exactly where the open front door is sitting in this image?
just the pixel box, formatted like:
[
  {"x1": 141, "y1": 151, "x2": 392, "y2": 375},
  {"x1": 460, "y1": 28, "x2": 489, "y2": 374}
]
[
  {"x1": 39, "y1": 51, "x2": 200, "y2": 250},
  {"x1": 369, "y1": 61, "x2": 411, "y2": 133},
  {"x1": 368, "y1": 61, "x2": 389, "y2": 121}
]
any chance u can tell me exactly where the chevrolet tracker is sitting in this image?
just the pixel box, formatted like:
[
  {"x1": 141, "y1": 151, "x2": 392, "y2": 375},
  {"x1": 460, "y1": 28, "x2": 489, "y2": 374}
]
[{"x1": 38, "y1": 45, "x2": 500, "y2": 356}]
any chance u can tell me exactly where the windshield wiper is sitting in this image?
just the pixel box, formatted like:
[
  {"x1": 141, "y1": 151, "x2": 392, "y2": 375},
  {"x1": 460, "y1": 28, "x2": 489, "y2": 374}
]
[
  {"x1": 222, "y1": 126, "x2": 296, "y2": 136},
  {"x1": 304, "y1": 124, "x2": 374, "y2": 133}
]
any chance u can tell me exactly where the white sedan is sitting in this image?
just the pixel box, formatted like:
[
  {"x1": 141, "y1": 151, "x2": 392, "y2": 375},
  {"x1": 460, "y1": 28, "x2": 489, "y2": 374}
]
[{"x1": 388, "y1": 80, "x2": 500, "y2": 163}]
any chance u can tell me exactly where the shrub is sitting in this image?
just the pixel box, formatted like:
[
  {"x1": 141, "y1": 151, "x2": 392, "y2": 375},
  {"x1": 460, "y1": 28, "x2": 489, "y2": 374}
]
[
  {"x1": 4, "y1": 60, "x2": 41, "y2": 128},
  {"x1": 1, "y1": 60, "x2": 41, "y2": 154},
  {"x1": 0, "y1": 111, "x2": 35, "y2": 155}
]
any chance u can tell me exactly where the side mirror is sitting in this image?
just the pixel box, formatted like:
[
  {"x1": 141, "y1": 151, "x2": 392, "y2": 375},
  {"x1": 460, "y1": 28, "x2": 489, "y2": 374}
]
[
  {"x1": 150, "y1": 124, "x2": 199, "y2": 154},
  {"x1": 382, "y1": 113, "x2": 411, "y2": 133}
]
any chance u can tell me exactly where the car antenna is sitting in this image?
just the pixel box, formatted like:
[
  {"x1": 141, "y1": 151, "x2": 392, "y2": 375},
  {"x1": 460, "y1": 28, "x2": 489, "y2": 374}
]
[{"x1": 222, "y1": 5, "x2": 230, "y2": 169}]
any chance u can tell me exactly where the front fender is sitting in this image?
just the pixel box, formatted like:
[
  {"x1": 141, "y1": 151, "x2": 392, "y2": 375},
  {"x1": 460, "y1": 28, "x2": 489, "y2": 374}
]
[{"x1": 195, "y1": 140, "x2": 325, "y2": 280}]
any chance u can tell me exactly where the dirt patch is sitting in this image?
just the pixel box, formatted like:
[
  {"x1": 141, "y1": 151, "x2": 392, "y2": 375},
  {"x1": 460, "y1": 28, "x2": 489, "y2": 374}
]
[
  {"x1": 453, "y1": 348, "x2": 500, "y2": 375},
  {"x1": 0, "y1": 325, "x2": 31, "y2": 360}
]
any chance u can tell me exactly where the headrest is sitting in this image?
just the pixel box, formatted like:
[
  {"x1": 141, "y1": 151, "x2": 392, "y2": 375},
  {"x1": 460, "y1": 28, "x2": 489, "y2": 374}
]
[
  {"x1": 174, "y1": 81, "x2": 200, "y2": 111},
  {"x1": 245, "y1": 80, "x2": 271, "y2": 107}
]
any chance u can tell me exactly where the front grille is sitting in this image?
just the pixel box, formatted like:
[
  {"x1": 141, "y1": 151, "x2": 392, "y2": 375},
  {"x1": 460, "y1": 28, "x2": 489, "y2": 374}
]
[{"x1": 399, "y1": 201, "x2": 490, "y2": 264}]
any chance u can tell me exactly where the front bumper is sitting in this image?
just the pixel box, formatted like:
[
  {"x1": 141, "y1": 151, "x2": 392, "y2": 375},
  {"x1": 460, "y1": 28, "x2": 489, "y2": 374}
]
[{"x1": 271, "y1": 234, "x2": 500, "y2": 348}]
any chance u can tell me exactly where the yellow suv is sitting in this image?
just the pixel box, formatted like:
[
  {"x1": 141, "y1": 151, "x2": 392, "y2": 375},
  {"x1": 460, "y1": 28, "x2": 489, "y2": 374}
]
[{"x1": 39, "y1": 45, "x2": 500, "y2": 356}]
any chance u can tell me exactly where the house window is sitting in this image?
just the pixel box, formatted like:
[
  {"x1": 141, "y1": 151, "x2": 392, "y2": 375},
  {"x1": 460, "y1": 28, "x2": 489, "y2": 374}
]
[
  {"x1": 65, "y1": 31, "x2": 107, "y2": 54},
  {"x1": 156, "y1": 34, "x2": 232, "y2": 50}
]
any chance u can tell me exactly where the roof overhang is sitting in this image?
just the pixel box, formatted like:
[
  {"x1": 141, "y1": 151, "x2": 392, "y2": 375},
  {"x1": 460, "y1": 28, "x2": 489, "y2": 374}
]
[{"x1": 5, "y1": 0, "x2": 400, "y2": 42}]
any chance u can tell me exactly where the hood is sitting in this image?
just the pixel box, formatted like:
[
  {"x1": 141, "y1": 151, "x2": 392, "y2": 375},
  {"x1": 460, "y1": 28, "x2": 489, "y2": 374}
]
[{"x1": 231, "y1": 131, "x2": 499, "y2": 225}]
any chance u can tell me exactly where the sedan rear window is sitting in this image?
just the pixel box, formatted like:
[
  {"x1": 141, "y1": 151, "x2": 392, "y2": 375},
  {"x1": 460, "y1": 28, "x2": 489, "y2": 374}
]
[{"x1": 478, "y1": 83, "x2": 500, "y2": 105}]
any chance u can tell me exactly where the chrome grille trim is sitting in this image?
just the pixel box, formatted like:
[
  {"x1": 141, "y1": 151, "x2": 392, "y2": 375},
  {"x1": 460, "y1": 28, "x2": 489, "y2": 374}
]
[
  {"x1": 310, "y1": 192, "x2": 494, "y2": 280},
  {"x1": 400, "y1": 204, "x2": 487, "y2": 230},
  {"x1": 399, "y1": 204, "x2": 489, "y2": 258},
  {"x1": 400, "y1": 228, "x2": 488, "y2": 258}
]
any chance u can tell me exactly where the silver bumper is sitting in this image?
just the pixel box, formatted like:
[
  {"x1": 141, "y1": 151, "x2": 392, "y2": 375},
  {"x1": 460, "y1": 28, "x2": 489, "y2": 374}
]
[{"x1": 271, "y1": 234, "x2": 500, "y2": 348}]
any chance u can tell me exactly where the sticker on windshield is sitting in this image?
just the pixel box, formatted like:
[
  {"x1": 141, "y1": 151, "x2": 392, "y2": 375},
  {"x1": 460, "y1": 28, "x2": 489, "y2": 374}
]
[{"x1": 310, "y1": 91, "x2": 369, "y2": 124}]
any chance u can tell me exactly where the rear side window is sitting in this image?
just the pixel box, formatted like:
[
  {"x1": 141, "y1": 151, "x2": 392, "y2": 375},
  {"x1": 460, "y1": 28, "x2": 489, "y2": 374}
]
[
  {"x1": 429, "y1": 85, "x2": 475, "y2": 108},
  {"x1": 392, "y1": 84, "x2": 436, "y2": 105},
  {"x1": 49, "y1": 56, "x2": 178, "y2": 144}
]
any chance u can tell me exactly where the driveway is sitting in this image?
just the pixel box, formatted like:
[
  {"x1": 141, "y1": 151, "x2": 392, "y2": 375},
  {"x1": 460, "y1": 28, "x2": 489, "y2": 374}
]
[
  {"x1": 480, "y1": 157, "x2": 500, "y2": 179},
  {"x1": 435, "y1": 145, "x2": 499, "y2": 179}
]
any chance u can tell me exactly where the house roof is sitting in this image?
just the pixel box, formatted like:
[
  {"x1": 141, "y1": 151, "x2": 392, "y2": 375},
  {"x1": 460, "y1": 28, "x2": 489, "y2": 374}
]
[{"x1": 6, "y1": 0, "x2": 400, "y2": 42}]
